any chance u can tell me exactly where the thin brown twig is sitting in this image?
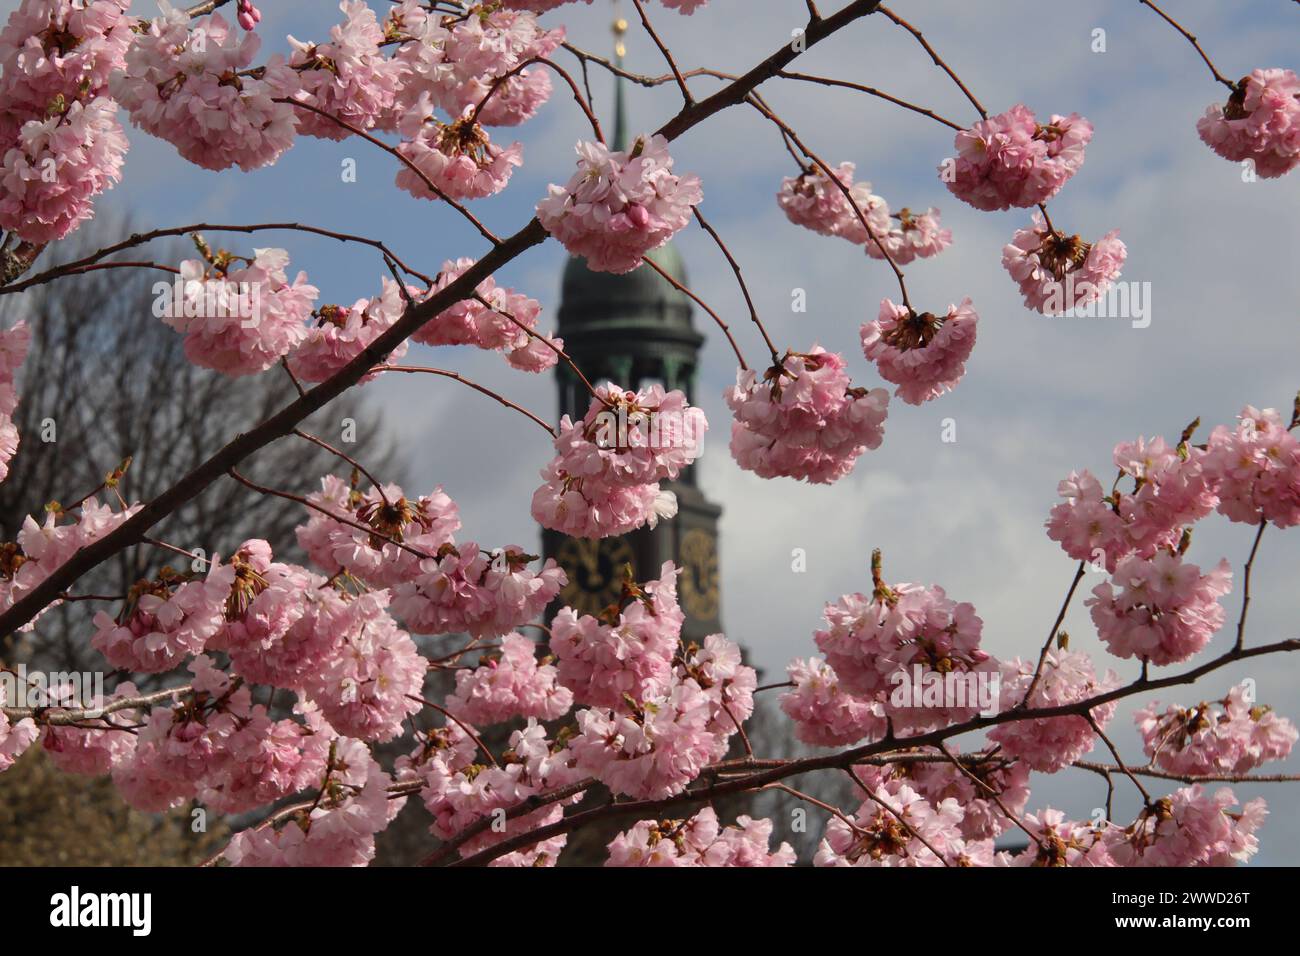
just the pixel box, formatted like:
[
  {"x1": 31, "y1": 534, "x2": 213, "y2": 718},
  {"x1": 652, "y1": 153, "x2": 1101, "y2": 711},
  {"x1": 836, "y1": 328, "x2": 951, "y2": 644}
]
[
  {"x1": 1138, "y1": 0, "x2": 1238, "y2": 90},
  {"x1": 876, "y1": 5, "x2": 988, "y2": 119}
]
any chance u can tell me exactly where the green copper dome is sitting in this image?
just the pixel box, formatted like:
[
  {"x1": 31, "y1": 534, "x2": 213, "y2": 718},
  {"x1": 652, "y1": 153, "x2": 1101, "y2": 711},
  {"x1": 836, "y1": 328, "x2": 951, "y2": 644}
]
[{"x1": 557, "y1": 243, "x2": 695, "y2": 333}]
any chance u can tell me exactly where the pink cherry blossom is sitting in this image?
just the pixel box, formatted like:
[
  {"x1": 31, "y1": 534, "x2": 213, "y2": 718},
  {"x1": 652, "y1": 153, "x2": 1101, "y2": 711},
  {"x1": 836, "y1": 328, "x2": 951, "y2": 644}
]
[
  {"x1": 866, "y1": 206, "x2": 952, "y2": 265},
  {"x1": 1203, "y1": 405, "x2": 1300, "y2": 528},
  {"x1": 296, "y1": 477, "x2": 461, "y2": 586},
  {"x1": 288, "y1": 0, "x2": 404, "y2": 140},
  {"x1": 549, "y1": 561, "x2": 683, "y2": 708},
  {"x1": 0, "y1": 321, "x2": 30, "y2": 483},
  {"x1": 162, "y1": 246, "x2": 317, "y2": 378},
  {"x1": 941, "y1": 105, "x2": 1092, "y2": 210},
  {"x1": 302, "y1": 590, "x2": 427, "y2": 743},
  {"x1": 2, "y1": 497, "x2": 140, "y2": 627},
  {"x1": 812, "y1": 565, "x2": 994, "y2": 733},
  {"x1": 201, "y1": 708, "x2": 331, "y2": 814},
  {"x1": 1002, "y1": 215, "x2": 1126, "y2": 314},
  {"x1": 861, "y1": 298, "x2": 978, "y2": 405},
  {"x1": 989, "y1": 649, "x2": 1119, "y2": 772},
  {"x1": 445, "y1": 632, "x2": 573, "y2": 726},
  {"x1": 0, "y1": 96, "x2": 127, "y2": 244},
  {"x1": 814, "y1": 780, "x2": 969, "y2": 867},
  {"x1": 391, "y1": 542, "x2": 566, "y2": 638},
  {"x1": 0, "y1": 0, "x2": 132, "y2": 117},
  {"x1": 236, "y1": 0, "x2": 261, "y2": 33},
  {"x1": 112, "y1": 657, "x2": 250, "y2": 812},
  {"x1": 606, "y1": 807, "x2": 795, "y2": 867},
  {"x1": 42, "y1": 683, "x2": 140, "y2": 776},
  {"x1": 417, "y1": 719, "x2": 578, "y2": 865},
  {"x1": 1104, "y1": 785, "x2": 1266, "y2": 866},
  {"x1": 537, "y1": 134, "x2": 702, "y2": 274},
  {"x1": 533, "y1": 384, "x2": 703, "y2": 537},
  {"x1": 726, "y1": 347, "x2": 889, "y2": 484},
  {"x1": 396, "y1": 97, "x2": 523, "y2": 201},
  {"x1": 110, "y1": 9, "x2": 300, "y2": 172},
  {"x1": 287, "y1": 278, "x2": 410, "y2": 384},
  {"x1": 777, "y1": 162, "x2": 875, "y2": 238},
  {"x1": 675, "y1": 633, "x2": 756, "y2": 758},
  {"x1": 223, "y1": 738, "x2": 397, "y2": 866},
  {"x1": 567, "y1": 676, "x2": 726, "y2": 800},
  {"x1": 1008, "y1": 808, "x2": 1114, "y2": 867},
  {"x1": 423, "y1": 6, "x2": 564, "y2": 128},
  {"x1": 1136, "y1": 682, "x2": 1297, "y2": 776},
  {"x1": 410, "y1": 258, "x2": 559, "y2": 370},
  {"x1": 780, "y1": 657, "x2": 886, "y2": 747},
  {"x1": 1197, "y1": 69, "x2": 1300, "y2": 179},
  {"x1": 1087, "y1": 551, "x2": 1232, "y2": 666},
  {"x1": 0, "y1": 678, "x2": 37, "y2": 772},
  {"x1": 91, "y1": 562, "x2": 236, "y2": 673}
]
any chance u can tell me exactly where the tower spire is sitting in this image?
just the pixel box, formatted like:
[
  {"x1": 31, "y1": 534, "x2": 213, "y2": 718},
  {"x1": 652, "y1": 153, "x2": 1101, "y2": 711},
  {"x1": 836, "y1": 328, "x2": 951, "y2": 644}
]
[{"x1": 612, "y1": 1, "x2": 629, "y2": 151}]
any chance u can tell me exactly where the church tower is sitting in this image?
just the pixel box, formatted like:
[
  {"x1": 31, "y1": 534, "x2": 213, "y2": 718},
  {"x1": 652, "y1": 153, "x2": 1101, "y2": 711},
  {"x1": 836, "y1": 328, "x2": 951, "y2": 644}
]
[{"x1": 541, "y1": 12, "x2": 722, "y2": 643}]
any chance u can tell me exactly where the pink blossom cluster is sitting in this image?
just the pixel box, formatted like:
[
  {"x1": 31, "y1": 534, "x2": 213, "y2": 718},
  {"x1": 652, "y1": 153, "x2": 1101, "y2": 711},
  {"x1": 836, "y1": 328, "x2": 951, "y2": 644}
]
[
  {"x1": 1, "y1": 497, "x2": 140, "y2": 626},
  {"x1": 1136, "y1": 682, "x2": 1297, "y2": 776},
  {"x1": 1086, "y1": 551, "x2": 1233, "y2": 666},
  {"x1": 814, "y1": 780, "x2": 978, "y2": 867},
  {"x1": 0, "y1": 1, "x2": 131, "y2": 243},
  {"x1": 445, "y1": 632, "x2": 573, "y2": 726},
  {"x1": 296, "y1": 476, "x2": 461, "y2": 586},
  {"x1": 390, "y1": 541, "x2": 565, "y2": 638},
  {"x1": 288, "y1": 0, "x2": 405, "y2": 141},
  {"x1": 90, "y1": 563, "x2": 236, "y2": 673},
  {"x1": 0, "y1": 682, "x2": 37, "y2": 772},
  {"x1": 421, "y1": 5, "x2": 564, "y2": 128},
  {"x1": 111, "y1": 10, "x2": 300, "y2": 172},
  {"x1": 813, "y1": 569, "x2": 994, "y2": 733},
  {"x1": 0, "y1": 321, "x2": 30, "y2": 482},
  {"x1": 412, "y1": 719, "x2": 578, "y2": 866},
  {"x1": 606, "y1": 807, "x2": 795, "y2": 866},
  {"x1": 726, "y1": 347, "x2": 890, "y2": 484},
  {"x1": 1046, "y1": 434, "x2": 1219, "y2": 573},
  {"x1": 286, "y1": 277, "x2": 410, "y2": 384},
  {"x1": 777, "y1": 162, "x2": 951, "y2": 264},
  {"x1": 164, "y1": 246, "x2": 317, "y2": 378},
  {"x1": 851, "y1": 757, "x2": 1031, "y2": 842},
  {"x1": 41, "y1": 684, "x2": 140, "y2": 777},
  {"x1": 1104, "y1": 786, "x2": 1267, "y2": 867},
  {"x1": 1002, "y1": 215, "x2": 1127, "y2": 314},
  {"x1": 941, "y1": 105, "x2": 1092, "y2": 210},
  {"x1": 549, "y1": 561, "x2": 684, "y2": 707},
  {"x1": 395, "y1": 95, "x2": 523, "y2": 201},
  {"x1": 0, "y1": 96, "x2": 128, "y2": 244},
  {"x1": 1203, "y1": 405, "x2": 1300, "y2": 528},
  {"x1": 1197, "y1": 69, "x2": 1300, "y2": 179},
  {"x1": 411, "y1": 258, "x2": 561, "y2": 371},
  {"x1": 0, "y1": 0, "x2": 132, "y2": 122},
  {"x1": 300, "y1": 590, "x2": 426, "y2": 743},
  {"x1": 532, "y1": 384, "x2": 704, "y2": 537},
  {"x1": 567, "y1": 637, "x2": 755, "y2": 802},
  {"x1": 989, "y1": 649, "x2": 1119, "y2": 772},
  {"x1": 780, "y1": 657, "x2": 886, "y2": 747},
  {"x1": 223, "y1": 736, "x2": 397, "y2": 866},
  {"x1": 567, "y1": 679, "x2": 721, "y2": 800},
  {"x1": 537, "y1": 134, "x2": 702, "y2": 274},
  {"x1": 861, "y1": 298, "x2": 978, "y2": 405}
]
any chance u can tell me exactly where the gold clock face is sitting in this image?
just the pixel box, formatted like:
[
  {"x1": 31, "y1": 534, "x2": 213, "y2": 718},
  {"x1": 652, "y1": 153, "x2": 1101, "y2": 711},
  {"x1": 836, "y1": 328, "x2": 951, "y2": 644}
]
[
  {"x1": 555, "y1": 536, "x2": 636, "y2": 617},
  {"x1": 678, "y1": 528, "x2": 719, "y2": 621}
]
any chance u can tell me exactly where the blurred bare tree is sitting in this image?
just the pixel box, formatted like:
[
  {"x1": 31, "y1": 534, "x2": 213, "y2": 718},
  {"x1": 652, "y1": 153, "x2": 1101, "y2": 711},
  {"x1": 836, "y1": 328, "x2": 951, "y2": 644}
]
[{"x1": 0, "y1": 216, "x2": 402, "y2": 674}]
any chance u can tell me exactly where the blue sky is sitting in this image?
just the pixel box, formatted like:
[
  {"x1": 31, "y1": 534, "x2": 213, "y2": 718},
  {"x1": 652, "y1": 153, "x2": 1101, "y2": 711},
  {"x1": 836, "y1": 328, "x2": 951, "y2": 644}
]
[{"x1": 6, "y1": 0, "x2": 1300, "y2": 861}]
